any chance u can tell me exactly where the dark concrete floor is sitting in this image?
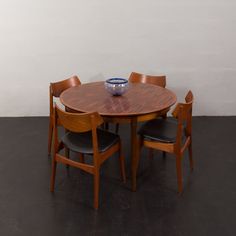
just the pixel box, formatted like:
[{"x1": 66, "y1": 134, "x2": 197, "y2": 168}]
[{"x1": 0, "y1": 117, "x2": 236, "y2": 236}]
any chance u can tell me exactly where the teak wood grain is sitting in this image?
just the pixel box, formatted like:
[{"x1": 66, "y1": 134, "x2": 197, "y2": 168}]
[
  {"x1": 60, "y1": 82, "x2": 176, "y2": 116},
  {"x1": 112, "y1": 72, "x2": 167, "y2": 133},
  {"x1": 60, "y1": 81, "x2": 177, "y2": 191}
]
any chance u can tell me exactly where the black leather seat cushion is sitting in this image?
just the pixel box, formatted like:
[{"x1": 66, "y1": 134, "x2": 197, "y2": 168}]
[
  {"x1": 61, "y1": 129, "x2": 120, "y2": 154},
  {"x1": 138, "y1": 118, "x2": 180, "y2": 143}
]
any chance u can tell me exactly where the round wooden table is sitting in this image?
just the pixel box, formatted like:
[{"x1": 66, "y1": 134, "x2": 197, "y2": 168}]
[{"x1": 60, "y1": 81, "x2": 177, "y2": 191}]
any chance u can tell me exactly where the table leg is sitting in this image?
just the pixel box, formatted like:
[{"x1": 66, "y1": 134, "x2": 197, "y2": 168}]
[{"x1": 131, "y1": 117, "x2": 138, "y2": 191}]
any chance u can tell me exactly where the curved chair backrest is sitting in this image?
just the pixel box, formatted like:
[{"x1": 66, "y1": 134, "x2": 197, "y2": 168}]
[
  {"x1": 55, "y1": 104, "x2": 103, "y2": 133},
  {"x1": 185, "y1": 90, "x2": 193, "y2": 104},
  {"x1": 54, "y1": 104, "x2": 104, "y2": 154},
  {"x1": 50, "y1": 75, "x2": 81, "y2": 98},
  {"x1": 172, "y1": 91, "x2": 194, "y2": 139},
  {"x1": 172, "y1": 91, "x2": 193, "y2": 120},
  {"x1": 129, "y1": 72, "x2": 166, "y2": 88},
  {"x1": 49, "y1": 75, "x2": 81, "y2": 116}
]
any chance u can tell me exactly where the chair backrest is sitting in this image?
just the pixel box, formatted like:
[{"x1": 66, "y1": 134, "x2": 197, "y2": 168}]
[
  {"x1": 49, "y1": 76, "x2": 81, "y2": 116},
  {"x1": 55, "y1": 104, "x2": 103, "y2": 133},
  {"x1": 129, "y1": 72, "x2": 166, "y2": 88},
  {"x1": 54, "y1": 105, "x2": 104, "y2": 154},
  {"x1": 185, "y1": 90, "x2": 193, "y2": 104},
  {"x1": 172, "y1": 91, "x2": 193, "y2": 120},
  {"x1": 172, "y1": 91, "x2": 194, "y2": 140},
  {"x1": 50, "y1": 75, "x2": 81, "y2": 98}
]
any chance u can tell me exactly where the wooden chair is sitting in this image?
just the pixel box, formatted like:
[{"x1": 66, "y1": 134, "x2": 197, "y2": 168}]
[
  {"x1": 129, "y1": 71, "x2": 166, "y2": 87},
  {"x1": 129, "y1": 72, "x2": 168, "y2": 118},
  {"x1": 50, "y1": 105, "x2": 126, "y2": 209},
  {"x1": 110, "y1": 72, "x2": 167, "y2": 133},
  {"x1": 48, "y1": 76, "x2": 81, "y2": 155},
  {"x1": 137, "y1": 91, "x2": 194, "y2": 193}
]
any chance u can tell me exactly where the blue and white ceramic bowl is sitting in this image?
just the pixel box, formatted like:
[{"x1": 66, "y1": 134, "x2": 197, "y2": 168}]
[{"x1": 105, "y1": 78, "x2": 129, "y2": 96}]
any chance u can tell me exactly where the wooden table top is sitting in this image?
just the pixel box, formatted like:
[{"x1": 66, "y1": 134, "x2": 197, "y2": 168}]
[{"x1": 60, "y1": 81, "x2": 177, "y2": 117}]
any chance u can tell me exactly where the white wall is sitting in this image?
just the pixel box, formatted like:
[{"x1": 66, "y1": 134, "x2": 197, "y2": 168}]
[{"x1": 0, "y1": 0, "x2": 236, "y2": 116}]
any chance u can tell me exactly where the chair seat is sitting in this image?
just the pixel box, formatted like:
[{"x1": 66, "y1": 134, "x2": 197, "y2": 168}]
[
  {"x1": 61, "y1": 129, "x2": 120, "y2": 154},
  {"x1": 138, "y1": 118, "x2": 180, "y2": 143}
]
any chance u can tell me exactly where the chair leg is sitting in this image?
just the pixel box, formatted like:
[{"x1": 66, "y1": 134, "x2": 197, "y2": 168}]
[
  {"x1": 78, "y1": 153, "x2": 85, "y2": 163},
  {"x1": 48, "y1": 118, "x2": 53, "y2": 155},
  {"x1": 176, "y1": 154, "x2": 183, "y2": 193},
  {"x1": 105, "y1": 122, "x2": 109, "y2": 130},
  {"x1": 188, "y1": 142, "x2": 193, "y2": 171},
  {"x1": 132, "y1": 138, "x2": 142, "y2": 191},
  {"x1": 50, "y1": 159, "x2": 57, "y2": 192},
  {"x1": 93, "y1": 168, "x2": 100, "y2": 210},
  {"x1": 118, "y1": 144, "x2": 126, "y2": 183},
  {"x1": 115, "y1": 123, "x2": 120, "y2": 134},
  {"x1": 160, "y1": 113, "x2": 168, "y2": 150}
]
